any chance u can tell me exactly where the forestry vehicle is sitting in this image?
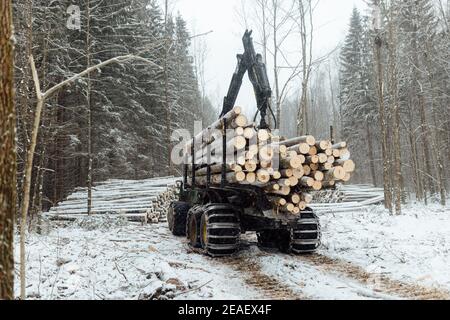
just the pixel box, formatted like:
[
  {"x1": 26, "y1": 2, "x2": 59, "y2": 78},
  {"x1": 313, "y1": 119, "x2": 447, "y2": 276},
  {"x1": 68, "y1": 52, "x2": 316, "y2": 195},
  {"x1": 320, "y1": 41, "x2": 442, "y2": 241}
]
[{"x1": 167, "y1": 30, "x2": 321, "y2": 257}]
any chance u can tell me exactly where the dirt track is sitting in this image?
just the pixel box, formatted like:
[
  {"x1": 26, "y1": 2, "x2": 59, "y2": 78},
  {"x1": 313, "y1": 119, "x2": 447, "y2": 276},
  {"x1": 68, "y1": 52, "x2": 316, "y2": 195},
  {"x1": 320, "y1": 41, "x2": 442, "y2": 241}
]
[
  {"x1": 298, "y1": 254, "x2": 450, "y2": 300},
  {"x1": 222, "y1": 255, "x2": 309, "y2": 300},
  {"x1": 208, "y1": 236, "x2": 450, "y2": 300}
]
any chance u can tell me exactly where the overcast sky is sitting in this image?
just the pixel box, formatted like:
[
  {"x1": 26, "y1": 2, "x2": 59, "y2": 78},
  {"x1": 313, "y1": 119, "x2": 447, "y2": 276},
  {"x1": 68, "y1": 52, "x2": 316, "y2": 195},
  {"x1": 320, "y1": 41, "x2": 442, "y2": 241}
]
[{"x1": 172, "y1": 0, "x2": 368, "y2": 115}]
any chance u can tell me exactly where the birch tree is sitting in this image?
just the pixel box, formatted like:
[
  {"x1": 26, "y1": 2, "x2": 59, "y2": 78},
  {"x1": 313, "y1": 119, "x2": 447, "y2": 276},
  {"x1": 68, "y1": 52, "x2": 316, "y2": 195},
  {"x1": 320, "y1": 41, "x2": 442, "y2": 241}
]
[
  {"x1": 19, "y1": 53, "x2": 161, "y2": 299},
  {"x1": 296, "y1": 0, "x2": 315, "y2": 136}
]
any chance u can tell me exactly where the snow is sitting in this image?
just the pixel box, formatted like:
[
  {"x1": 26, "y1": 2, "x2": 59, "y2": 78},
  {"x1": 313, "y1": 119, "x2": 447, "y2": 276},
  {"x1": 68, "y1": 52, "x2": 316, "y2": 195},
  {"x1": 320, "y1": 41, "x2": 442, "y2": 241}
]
[
  {"x1": 15, "y1": 200, "x2": 450, "y2": 300},
  {"x1": 15, "y1": 218, "x2": 260, "y2": 300},
  {"x1": 320, "y1": 202, "x2": 450, "y2": 292}
]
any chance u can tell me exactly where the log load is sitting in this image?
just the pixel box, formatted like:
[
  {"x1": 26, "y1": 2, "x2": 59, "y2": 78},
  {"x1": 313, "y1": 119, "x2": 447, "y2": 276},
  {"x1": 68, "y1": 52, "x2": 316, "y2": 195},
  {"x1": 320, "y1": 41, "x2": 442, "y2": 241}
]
[{"x1": 184, "y1": 106, "x2": 355, "y2": 215}]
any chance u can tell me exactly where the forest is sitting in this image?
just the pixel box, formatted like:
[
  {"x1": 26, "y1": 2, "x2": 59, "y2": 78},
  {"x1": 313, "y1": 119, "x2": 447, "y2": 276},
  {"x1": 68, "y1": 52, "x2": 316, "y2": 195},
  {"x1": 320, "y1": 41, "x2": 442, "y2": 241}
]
[
  {"x1": 0, "y1": 0, "x2": 449, "y2": 301},
  {"x1": 11, "y1": 0, "x2": 220, "y2": 218},
  {"x1": 6, "y1": 0, "x2": 450, "y2": 221},
  {"x1": 242, "y1": 0, "x2": 450, "y2": 214}
]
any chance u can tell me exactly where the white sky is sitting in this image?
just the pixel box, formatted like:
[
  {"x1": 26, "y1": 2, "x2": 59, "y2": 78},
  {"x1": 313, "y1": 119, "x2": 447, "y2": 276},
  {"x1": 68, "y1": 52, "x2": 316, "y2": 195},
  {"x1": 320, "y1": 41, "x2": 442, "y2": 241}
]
[{"x1": 172, "y1": 0, "x2": 368, "y2": 115}]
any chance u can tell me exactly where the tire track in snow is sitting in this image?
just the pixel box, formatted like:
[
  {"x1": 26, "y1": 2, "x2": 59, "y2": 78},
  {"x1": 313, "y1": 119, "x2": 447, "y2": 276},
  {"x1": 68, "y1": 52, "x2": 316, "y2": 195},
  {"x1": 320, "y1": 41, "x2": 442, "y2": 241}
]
[
  {"x1": 220, "y1": 256, "x2": 309, "y2": 300},
  {"x1": 298, "y1": 254, "x2": 450, "y2": 300}
]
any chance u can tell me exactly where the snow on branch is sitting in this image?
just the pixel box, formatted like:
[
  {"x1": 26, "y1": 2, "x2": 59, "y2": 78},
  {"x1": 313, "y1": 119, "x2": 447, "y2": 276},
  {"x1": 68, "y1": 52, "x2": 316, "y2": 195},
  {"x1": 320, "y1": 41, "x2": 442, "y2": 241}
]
[{"x1": 29, "y1": 54, "x2": 162, "y2": 100}]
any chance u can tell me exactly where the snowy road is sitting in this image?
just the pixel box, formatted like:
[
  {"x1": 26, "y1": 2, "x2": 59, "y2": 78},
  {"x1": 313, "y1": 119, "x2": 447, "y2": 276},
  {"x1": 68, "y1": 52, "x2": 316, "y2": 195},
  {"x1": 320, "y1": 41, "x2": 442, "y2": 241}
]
[{"x1": 16, "y1": 202, "x2": 450, "y2": 300}]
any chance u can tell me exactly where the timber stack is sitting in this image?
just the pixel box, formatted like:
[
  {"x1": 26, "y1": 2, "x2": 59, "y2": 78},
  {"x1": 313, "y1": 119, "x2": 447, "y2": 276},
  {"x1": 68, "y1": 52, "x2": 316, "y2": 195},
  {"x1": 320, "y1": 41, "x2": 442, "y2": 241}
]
[
  {"x1": 184, "y1": 106, "x2": 355, "y2": 215},
  {"x1": 147, "y1": 185, "x2": 178, "y2": 223}
]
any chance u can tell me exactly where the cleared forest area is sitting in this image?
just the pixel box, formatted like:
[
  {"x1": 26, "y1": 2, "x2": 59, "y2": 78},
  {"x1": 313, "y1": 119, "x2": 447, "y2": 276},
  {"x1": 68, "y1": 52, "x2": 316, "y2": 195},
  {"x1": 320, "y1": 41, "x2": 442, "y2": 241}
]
[{"x1": 1, "y1": 0, "x2": 449, "y2": 302}]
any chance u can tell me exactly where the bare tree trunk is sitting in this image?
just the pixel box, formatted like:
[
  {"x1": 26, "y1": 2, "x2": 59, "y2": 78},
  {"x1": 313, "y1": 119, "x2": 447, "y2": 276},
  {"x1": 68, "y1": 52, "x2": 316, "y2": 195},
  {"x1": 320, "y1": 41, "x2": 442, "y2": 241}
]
[
  {"x1": 271, "y1": 0, "x2": 281, "y2": 129},
  {"x1": 86, "y1": 0, "x2": 94, "y2": 215},
  {"x1": 408, "y1": 128, "x2": 421, "y2": 201},
  {"x1": 20, "y1": 96, "x2": 44, "y2": 299},
  {"x1": 164, "y1": 0, "x2": 172, "y2": 176},
  {"x1": 374, "y1": 33, "x2": 393, "y2": 212},
  {"x1": 409, "y1": 23, "x2": 435, "y2": 198},
  {"x1": 21, "y1": 52, "x2": 160, "y2": 299},
  {"x1": 29, "y1": 143, "x2": 44, "y2": 232},
  {"x1": 327, "y1": 65, "x2": 340, "y2": 140},
  {"x1": 297, "y1": 0, "x2": 313, "y2": 136},
  {"x1": 429, "y1": 95, "x2": 446, "y2": 206},
  {"x1": 387, "y1": 10, "x2": 402, "y2": 214},
  {"x1": 366, "y1": 123, "x2": 377, "y2": 187},
  {"x1": 406, "y1": 90, "x2": 424, "y2": 202},
  {"x1": 424, "y1": 42, "x2": 446, "y2": 206},
  {"x1": 0, "y1": 0, "x2": 16, "y2": 300}
]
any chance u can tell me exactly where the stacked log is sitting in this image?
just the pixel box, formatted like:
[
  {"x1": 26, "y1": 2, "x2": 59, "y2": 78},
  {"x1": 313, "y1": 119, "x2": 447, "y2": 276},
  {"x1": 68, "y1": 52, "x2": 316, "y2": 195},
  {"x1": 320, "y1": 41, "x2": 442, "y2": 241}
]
[
  {"x1": 147, "y1": 185, "x2": 178, "y2": 223},
  {"x1": 45, "y1": 177, "x2": 179, "y2": 223},
  {"x1": 185, "y1": 106, "x2": 355, "y2": 215}
]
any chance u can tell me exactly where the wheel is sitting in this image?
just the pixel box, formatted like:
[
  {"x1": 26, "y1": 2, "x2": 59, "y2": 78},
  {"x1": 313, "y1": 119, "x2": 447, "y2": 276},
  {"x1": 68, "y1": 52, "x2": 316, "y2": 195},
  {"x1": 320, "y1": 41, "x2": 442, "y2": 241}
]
[
  {"x1": 167, "y1": 201, "x2": 190, "y2": 236},
  {"x1": 199, "y1": 204, "x2": 241, "y2": 257},
  {"x1": 257, "y1": 209, "x2": 321, "y2": 255},
  {"x1": 291, "y1": 209, "x2": 321, "y2": 254},
  {"x1": 186, "y1": 206, "x2": 203, "y2": 248}
]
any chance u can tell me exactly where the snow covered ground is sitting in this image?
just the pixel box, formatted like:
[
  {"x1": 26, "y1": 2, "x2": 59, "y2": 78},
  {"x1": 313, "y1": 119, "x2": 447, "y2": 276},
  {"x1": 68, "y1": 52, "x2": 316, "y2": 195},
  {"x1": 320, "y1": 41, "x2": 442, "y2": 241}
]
[
  {"x1": 14, "y1": 216, "x2": 260, "y2": 300},
  {"x1": 15, "y1": 203, "x2": 450, "y2": 300},
  {"x1": 320, "y1": 203, "x2": 450, "y2": 293}
]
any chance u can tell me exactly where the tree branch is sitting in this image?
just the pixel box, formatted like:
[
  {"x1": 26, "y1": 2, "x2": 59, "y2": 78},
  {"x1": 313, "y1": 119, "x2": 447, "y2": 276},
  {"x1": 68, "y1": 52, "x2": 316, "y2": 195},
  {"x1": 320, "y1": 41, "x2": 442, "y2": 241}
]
[
  {"x1": 29, "y1": 55, "x2": 42, "y2": 99},
  {"x1": 42, "y1": 54, "x2": 162, "y2": 99}
]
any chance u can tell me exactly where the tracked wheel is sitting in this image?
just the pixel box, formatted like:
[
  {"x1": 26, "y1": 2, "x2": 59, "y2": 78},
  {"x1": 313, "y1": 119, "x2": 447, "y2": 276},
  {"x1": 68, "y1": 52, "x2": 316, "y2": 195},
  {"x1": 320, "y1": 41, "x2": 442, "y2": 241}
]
[
  {"x1": 291, "y1": 209, "x2": 321, "y2": 254},
  {"x1": 257, "y1": 209, "x2": 320, "y2": 254},
  {"x1": 167, "y1": 201, "x2": 190, "y2": 236},
  {"x1": 199, "y1": 204, "x2": 241, "y2": 257},
  {"x1": 186, "y1": 206, "x2": 203, "y2": 248}
]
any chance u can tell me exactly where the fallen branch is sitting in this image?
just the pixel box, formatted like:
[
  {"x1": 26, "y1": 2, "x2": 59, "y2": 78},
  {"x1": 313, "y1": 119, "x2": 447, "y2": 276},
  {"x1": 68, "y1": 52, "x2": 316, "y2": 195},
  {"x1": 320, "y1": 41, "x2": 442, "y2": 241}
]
[
  {"x1": 173, "y1": 279, "x2": 213, "y2": 297},
  {"x1": 114, "y1": 260, "x2": 129, "y2": 282}
]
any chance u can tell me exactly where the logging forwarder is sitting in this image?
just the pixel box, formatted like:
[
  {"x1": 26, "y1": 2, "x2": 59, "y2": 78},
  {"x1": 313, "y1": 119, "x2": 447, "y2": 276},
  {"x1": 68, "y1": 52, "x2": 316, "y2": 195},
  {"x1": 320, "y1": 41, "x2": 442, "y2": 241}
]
[{"x1": 167, "y1": 30, "x2": 323, "y2": 257}]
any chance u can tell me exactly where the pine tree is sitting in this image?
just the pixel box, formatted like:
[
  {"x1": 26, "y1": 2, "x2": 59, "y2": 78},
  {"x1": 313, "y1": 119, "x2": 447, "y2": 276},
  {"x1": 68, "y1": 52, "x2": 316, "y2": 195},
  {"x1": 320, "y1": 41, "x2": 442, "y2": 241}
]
[
  {"x1": 339, "y1": 8, "x2": 379, "y2": 185},
  {"x1": 12, "y1": 0, "x2": 212, "y2": 209}
]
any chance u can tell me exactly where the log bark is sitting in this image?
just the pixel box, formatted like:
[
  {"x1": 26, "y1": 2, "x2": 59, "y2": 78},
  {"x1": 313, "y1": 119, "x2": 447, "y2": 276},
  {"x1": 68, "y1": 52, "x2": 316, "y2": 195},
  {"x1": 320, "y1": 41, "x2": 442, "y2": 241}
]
[
  {"x1": 324, "y1": 167, "x2": 346, "y2": 180},
  {"x1": 280, "y1": 156, "x2": 303, "y2": 169},
  {"x1": 315, "y1": 140, "x2": 331, "y2": 151},
  {"x1": 334, "y1": 160, "x2": 355, "y2": 173},
  {"x1": 195, "y1": 164, "x2": 242, "y2": 176},
  {"x1": 195, "y1": 172, "x2": 246, "y2": 185},
  {"x1": 186, "y1": 106, "x2": 242, "y2": 149},
  {"x1": 300, "y1": 177, "x2": 314, "y2": 187},
  {"x1": 279, "y1": 135, "x2": 316, "y2": 147},
  {"x1": 288, "y1": 143, "x2": 310, "y2": 155},
  {"x1": 270, "y1": 197, "x2": 287, "y2": 206},
  {"x1": 0, "y1": 0, "x2": 16, "y2": 299},
  {"x1": 268, "y1": 186, "x2": 291, "y2": 196}
]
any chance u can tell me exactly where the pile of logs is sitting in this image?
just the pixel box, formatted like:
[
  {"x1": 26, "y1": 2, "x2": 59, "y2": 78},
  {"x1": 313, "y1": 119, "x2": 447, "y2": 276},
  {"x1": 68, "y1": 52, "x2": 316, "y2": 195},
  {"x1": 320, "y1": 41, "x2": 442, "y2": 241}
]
[
  {"x1": 45, "y1": 177, "x2": 178, "y2": 223},
  {"x1": 186, "y1": 106, "x2": 355, "y2": 215},
  {"x1": 147, "y1": 185, "x2": 178, "y2": 223}
]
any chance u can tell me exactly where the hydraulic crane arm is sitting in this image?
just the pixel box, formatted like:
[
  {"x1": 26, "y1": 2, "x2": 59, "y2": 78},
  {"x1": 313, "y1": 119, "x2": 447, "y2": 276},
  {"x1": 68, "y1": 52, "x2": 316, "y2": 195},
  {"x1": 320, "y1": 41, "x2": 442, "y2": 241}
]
[{"x1": 220, "y1": 30, "x2": 275, "y2": 129}]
